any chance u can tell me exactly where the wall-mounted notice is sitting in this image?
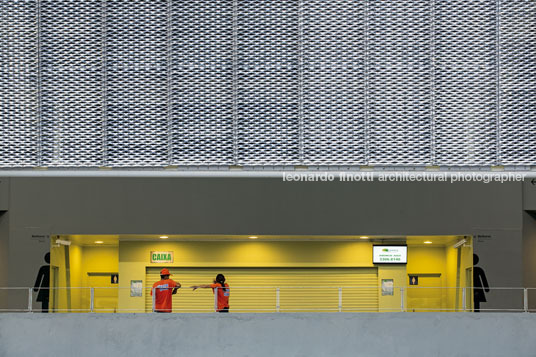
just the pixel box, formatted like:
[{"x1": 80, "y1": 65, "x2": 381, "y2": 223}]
[
  {"x1": 373, "y1": 246, "x2": 407, "y2": 264},
  {"x1": 130, "y1": 280, "x2": 142, "y2": 297},
  {"x1": 381, "y1": 279, "x2": 394, "y2": 296}
]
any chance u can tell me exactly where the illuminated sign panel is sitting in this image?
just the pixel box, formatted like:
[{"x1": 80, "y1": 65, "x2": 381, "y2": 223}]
[{"x1": 373, "y1": 246, "x2": 407, "y2": 264}]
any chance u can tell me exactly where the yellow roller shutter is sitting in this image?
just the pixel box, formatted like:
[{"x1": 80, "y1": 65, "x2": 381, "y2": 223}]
[{"x1": 145, "y1": 267, "x2": 378, "y2": 313}]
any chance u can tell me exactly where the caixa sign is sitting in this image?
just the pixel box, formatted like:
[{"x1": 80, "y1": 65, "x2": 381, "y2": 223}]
[{"x1": 151, "y1": 251, "x2": 174, "y2": 263}]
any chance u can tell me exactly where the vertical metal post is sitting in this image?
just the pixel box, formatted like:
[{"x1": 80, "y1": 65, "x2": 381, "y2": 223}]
[
  {"x1": 363, "y1": 0, "x2": 370, "y2": 164},
  {"x1": 400, "y1": 287, "x2": 404, "y2": 312},
  {"x1": 28, "y1": 288, "x2": 33, "y2": 312},
  {"x1": 462, "y1": 287, "x2": 466, "y2": 312},
  {"x1": 338, "y1": 288, "x2": 342, "y2": 312},
  {"x1": 152, "y1": 287, "x2": 156, "y2": 313},
  {"x1": 276, "y1": 288, "x2": 280, "y2": 313},
  {"x1": 430, "y1": 0, "x2": 436, "y2": 165},
  {"x1": 36, "y1": 0, "x2": 42, "y2": 167},
  {"x1": 214, "y1": 288, "x2": 218, "y2": 312},
  {"x1": 166, "y1": 0, "x2": 173, "y2": 165},
  {"x1": 495, "y1": 0, "x2": 501, "y2": 165},
  {"x1": 297, "y1": 0, "x2": 304, "y2": 163},
  {"x1": 214, "y1": 287, "x2": 219, "y2": 312},
  {"x1": 101, "y1": 0, "x2": 108, "y2": 166},
  {"x1": 90, "y1": 288, "x2": 95, "y2": 313},
  {"x1": 524, "y1": 288, "x2": 528, "y2": 313},
  {"x1": 231, "y1": 0, "x2": 238, "y2": 165}
]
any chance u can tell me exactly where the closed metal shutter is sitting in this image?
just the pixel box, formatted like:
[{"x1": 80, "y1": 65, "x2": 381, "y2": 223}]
[{"x1": 145, "y1": 267, "x2": 378, "y2": 313}]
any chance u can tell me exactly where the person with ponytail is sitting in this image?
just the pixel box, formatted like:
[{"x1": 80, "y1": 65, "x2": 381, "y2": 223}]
[{"x1": 190, "y1": 273, "x2": 230, "y2": 313}]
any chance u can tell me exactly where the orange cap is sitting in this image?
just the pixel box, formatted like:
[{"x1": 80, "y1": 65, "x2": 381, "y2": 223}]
[{"x1": 160, "y1": 268, "x2": 171, "y2": 276}]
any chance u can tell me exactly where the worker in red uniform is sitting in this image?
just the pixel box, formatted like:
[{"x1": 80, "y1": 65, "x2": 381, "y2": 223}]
[
  {"x1": 151, "y1": 268, "x2": 180, "y2": 313},
  {"x1": 191, "y1": 273, "x2": 230, "y2": 312}
]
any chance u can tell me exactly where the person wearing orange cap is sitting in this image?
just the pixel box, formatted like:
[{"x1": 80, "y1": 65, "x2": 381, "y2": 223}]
[{"x1": 151, "y1": 268, "x2": 180, "y2": 313}]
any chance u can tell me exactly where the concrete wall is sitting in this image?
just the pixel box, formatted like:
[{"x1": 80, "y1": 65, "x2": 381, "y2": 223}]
[
  {"x1": 6, "y1": 178, "x2": 522, "y2": 235},
  {"x1": 523, "y1": 180, "x2": 536, "y2": 210},
  {"x1": 0, "y1": 177, "x2": 8, "y2": 210},
  {"x1": 0, "y1": 211, "x2": 8, "y2": 309},
  {"x1": 0, "y1": 177, "x2": 527, "y2": 310},
  {"x1": 522, "y1": 180, "x2": 536, "y2": 309},
  {"x1": 523, "y1": 212, "x2": 536, "y2": 310},
  {"x1": 0, "y1": 178, "x2": 8, "y2": 301},
  {"x1": 1, "y1": 313, "x2": 536, "y2": 357}
]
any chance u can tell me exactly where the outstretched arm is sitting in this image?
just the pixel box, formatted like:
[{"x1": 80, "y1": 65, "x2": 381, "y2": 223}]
[
  {"x1": 172, "y1": 282, "x2": 181, "y2": 294},
  {"x1": 190, "y1": 284, "x2": 213, "y2": 291}
]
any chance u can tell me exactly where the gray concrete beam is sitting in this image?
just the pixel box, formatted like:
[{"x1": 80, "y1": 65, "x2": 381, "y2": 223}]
[{"x1": 1, "y1": 313, "x2": 535, "y2": 357}]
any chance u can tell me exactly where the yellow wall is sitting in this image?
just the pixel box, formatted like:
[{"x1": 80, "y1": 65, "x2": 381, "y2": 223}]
[
  {"x1": 118, "y1": 241, "x2": 408, "y2": 313},
  {"x1": 51, "y1": 238, "x2": 472, "y2": 313},
  {"x1": 50, "y1": 242, "x2": 118, "y2": 312},
  {"x1": 407, "y1": 247, "x2": 447, "y2": 311},
  {"x1": 80, "y1": 246, "x2": 119, "y2": 312},
  {"x1": 406, "y1": 238, "x2": 473, "y2": 312},
  {"x1": 119, "y1": 241, "x2": 375, "y2": 268},
  {"x1": 446, "y1": 238, "x2": 473, "y2": 311},
  {"x1": 50, "y1": 243, "x2": 70, "y2": 311},
  {"x1": 69, "y1": 244, "x2": 83, "y2": 311},
  {"x1": 378, "y1": 265, "x2": 407, "y2": 312}
]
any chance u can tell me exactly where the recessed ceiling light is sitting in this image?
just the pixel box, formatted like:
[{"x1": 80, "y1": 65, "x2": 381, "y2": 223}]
[
  {"x1": 95, "y1": 241, "x2": 104, "y2": 244},
  {"x1": 424, "y1": 241, "x2": 432, "y2": 244},
  {"x1": 159, "y1": 236, "x2": 168, "y2": 239},
  {"x1": 360, "y1": 236, "x2": 369, "y2": 239},
  {"x1": 249, "y1": 236, "x2": 258, "y2": 239}
]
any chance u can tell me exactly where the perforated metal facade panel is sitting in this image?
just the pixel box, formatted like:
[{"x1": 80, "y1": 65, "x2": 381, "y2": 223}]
[
  {"x1": 303, "y1": 0, "x2": 366, "y2": 165},
  {"x1": 368, "y1": 0, "x2": 432, "y2": 165},
  {"x1": 40, "y1": 0, "x2": 103, "y2": 167},
  {"x1": 500, "y1": 0, "x2": 536, "y2": 165},
  {"x1": 0, "y1": 1, "x2": 38, "y2": 167},
  {"x1": 0, "y1": 1, "x2": 534, "y2": 168},
  {"x1": 172, "y1": 0, "x2": 234, "y2": 165},
  {"x1": 434, "y1": 0, "x2": 497, "y2": 166}
]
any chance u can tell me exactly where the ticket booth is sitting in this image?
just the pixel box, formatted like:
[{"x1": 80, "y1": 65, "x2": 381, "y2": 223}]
[{"x1": 49, "y1": 235, "x2": 472, "y2": 313}]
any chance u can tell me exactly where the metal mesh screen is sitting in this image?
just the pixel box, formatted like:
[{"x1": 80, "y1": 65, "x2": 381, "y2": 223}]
[
  {"x1": 500, "y1": 0, "x2": 536, "y2": 165},
  {"x1": 106, "y1": 0, "x2": 169, "y2": 167},
  {"x1": 303, "y1": 0, "x2": 366, "y2": 165},
  {"x1": 0, "y1": 0, "x2": 38, "y2": 167},
  {"x1": 236, "y1": 1, "x2": 300, "y2": 165},
  {"x1": 40, "y1": 0, "x2": 103, "y2": 167},
  {"x1": 367, "y1": 0, "x2": 432, "y2": 165},
  {"x1": 434, "y1": 0, "x2": 497, "y2": 166},
  {"x1": 0, "y1": 0, "x2": 534, "y2": 168},
  {"x1": 171, "y1": 0, "x2": 234, "y2": 165}
]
